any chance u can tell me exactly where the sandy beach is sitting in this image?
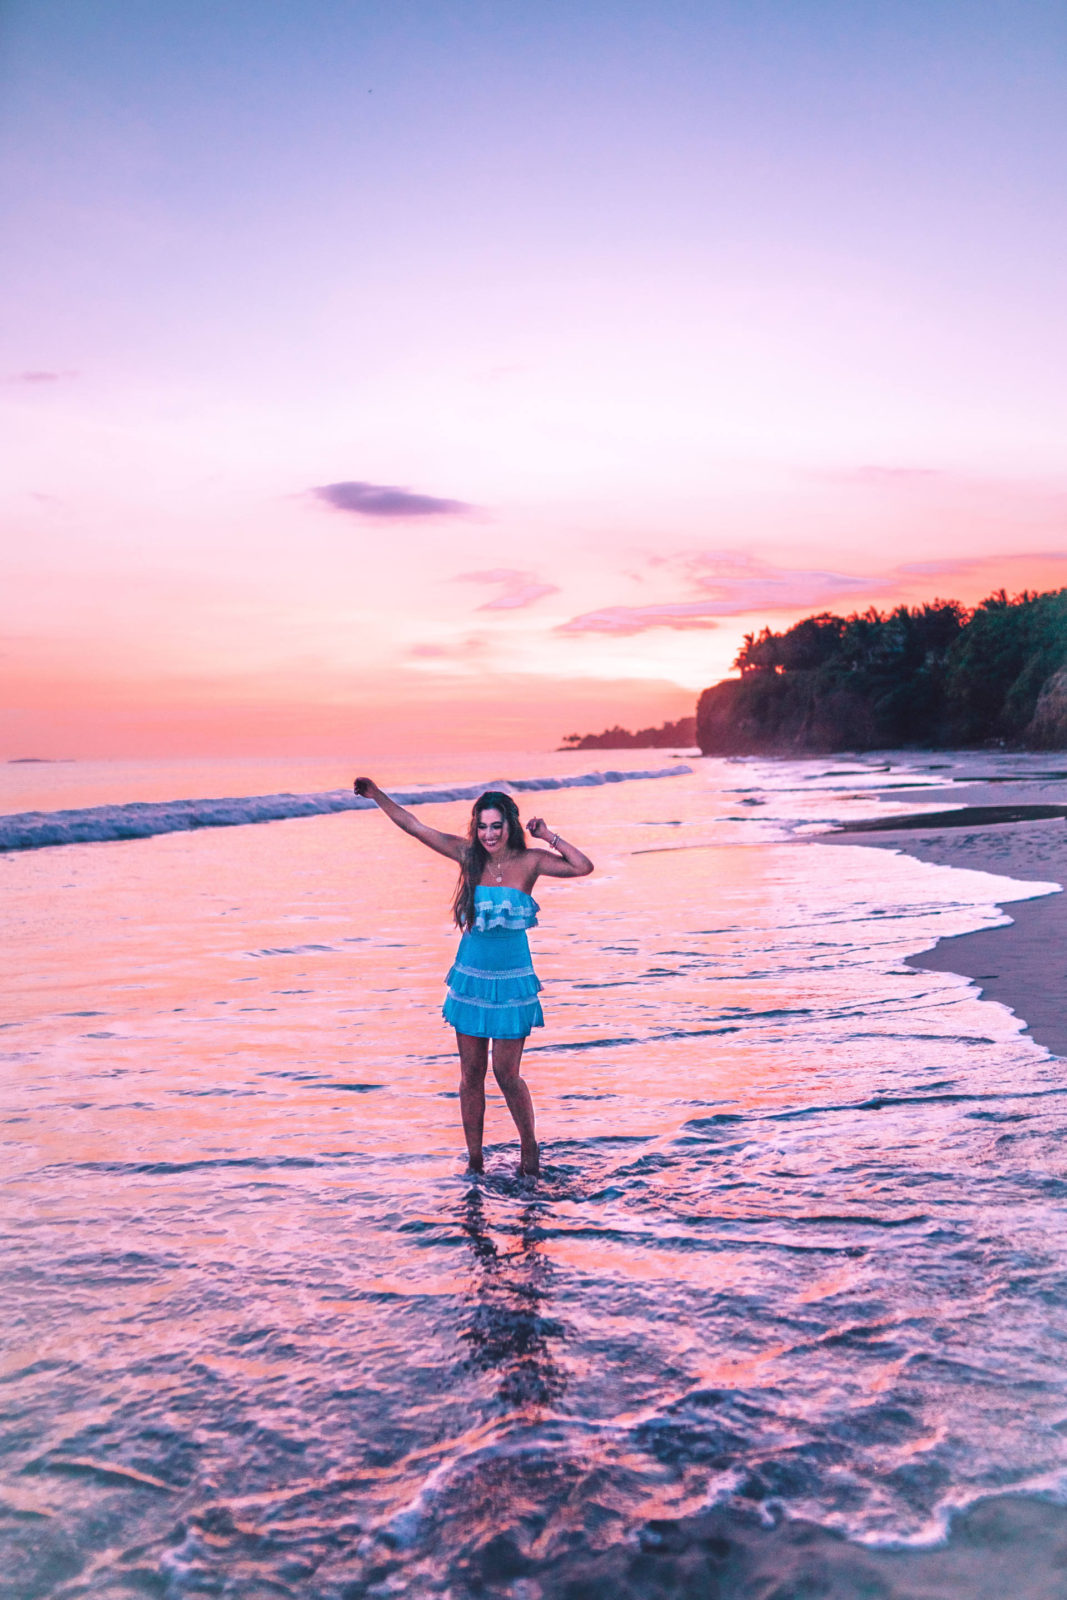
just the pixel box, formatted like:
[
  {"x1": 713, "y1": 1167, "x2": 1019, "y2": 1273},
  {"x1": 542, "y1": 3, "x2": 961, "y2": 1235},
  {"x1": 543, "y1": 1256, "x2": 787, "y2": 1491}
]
[{"x1": 826, "y1": 765, "x2": 1067, "y2": 1059}]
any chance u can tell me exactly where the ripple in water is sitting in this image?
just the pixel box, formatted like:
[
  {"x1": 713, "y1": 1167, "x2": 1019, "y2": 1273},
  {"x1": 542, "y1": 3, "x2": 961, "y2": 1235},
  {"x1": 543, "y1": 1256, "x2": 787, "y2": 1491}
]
[{"x1": 2, "y1": 752, "x2": 1065, "y2": 1596}]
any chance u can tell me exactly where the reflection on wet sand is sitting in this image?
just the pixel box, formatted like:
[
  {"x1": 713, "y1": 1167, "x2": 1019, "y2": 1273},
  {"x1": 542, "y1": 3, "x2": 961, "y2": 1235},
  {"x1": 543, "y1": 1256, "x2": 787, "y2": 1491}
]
[{"x1": 459, "y1": 1186, "x2": 565, "y2": 1410}]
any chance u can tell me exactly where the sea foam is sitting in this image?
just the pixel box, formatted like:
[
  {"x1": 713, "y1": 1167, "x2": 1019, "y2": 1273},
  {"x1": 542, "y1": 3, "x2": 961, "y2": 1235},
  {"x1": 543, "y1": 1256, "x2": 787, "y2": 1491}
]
[{"x1": 0, "y1": 765, "x2": 692, "y2": 852}]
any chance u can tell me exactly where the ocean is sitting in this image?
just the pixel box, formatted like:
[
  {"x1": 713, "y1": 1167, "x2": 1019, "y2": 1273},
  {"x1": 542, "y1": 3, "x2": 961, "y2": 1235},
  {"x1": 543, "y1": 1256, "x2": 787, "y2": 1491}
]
[{"x1": 4, "y1": 749, "x2": 1066, "y2": 1598}]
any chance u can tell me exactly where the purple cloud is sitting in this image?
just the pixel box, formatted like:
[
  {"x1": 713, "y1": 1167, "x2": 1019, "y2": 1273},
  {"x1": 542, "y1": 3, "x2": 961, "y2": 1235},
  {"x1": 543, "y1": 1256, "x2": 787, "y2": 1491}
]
[
  {"x1": 10, "y1": 370, "x2": 76, "y2": 383},
  {"x1": 313, "y1": 480, "x2": 473, "y2": 518},
  {"x1": 456, "y1": 569, "x2": 560, "y2": 610}
]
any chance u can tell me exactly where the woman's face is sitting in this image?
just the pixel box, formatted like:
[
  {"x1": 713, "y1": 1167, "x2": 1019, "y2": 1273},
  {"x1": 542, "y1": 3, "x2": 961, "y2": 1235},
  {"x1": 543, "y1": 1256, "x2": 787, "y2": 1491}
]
[{"x1": 476, "y1": 807, "x2": 507, "y2": 853}]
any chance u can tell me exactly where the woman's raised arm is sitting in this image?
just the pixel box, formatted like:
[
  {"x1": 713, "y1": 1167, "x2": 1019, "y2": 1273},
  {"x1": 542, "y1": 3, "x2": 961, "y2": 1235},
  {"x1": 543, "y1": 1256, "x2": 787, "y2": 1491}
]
[
  {"x1": 353, "y1": 778, "x2": 466, "y2": 862},
  {"x1": 526, "y1": 816, "x2": 594, "y2": 878}
]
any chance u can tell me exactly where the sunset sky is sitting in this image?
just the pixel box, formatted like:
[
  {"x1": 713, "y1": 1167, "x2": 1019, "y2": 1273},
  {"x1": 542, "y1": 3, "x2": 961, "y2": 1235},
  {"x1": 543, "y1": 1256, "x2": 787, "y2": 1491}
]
[{"x1": 3, "y1": 0, "x2": 1066, "y2": 756}]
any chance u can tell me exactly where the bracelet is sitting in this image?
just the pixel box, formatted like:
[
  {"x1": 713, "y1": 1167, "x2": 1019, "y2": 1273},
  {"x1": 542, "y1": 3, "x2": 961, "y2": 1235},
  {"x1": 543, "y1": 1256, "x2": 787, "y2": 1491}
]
[{"x1": 551, "y1": 832, "x2": 560, "y2": 848}]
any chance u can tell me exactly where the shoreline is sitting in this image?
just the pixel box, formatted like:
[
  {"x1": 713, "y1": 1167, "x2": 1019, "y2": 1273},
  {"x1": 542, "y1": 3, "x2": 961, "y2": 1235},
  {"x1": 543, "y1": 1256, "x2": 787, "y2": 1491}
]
[
  {"x1": 824, "y1": 811, "x2": 1067, "y2": 1058},
  {"x1": 527, "y1": 1493, "x2": 1067, "y2": 1598}
]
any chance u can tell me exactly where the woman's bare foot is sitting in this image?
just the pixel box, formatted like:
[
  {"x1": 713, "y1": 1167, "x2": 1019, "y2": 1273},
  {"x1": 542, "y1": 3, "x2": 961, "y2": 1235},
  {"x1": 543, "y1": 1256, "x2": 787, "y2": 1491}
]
[
  {"x1": 466, "y1": 1152, "x2": 484, "y2": 1174},
  {"x1": 519, "y1": 1141, "x2": 540, "y2": 1178}
]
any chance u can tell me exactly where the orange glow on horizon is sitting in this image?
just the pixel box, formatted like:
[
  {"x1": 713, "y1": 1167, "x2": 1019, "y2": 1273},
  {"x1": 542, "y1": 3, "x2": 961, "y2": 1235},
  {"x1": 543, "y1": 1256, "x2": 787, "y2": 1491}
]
[{"x1": 4, "y1": 6, "x2": 1066, "y2": 761}]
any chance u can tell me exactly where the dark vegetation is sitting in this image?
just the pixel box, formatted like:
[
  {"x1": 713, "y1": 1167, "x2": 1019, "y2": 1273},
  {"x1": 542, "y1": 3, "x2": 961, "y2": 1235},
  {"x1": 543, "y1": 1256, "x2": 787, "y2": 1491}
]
[
  {"x1": 696, "y1": 588, "x2": 1067, "y2": 754},
  {"x1": 560, "y1": 715, "x2": 697, "y2": 751}
]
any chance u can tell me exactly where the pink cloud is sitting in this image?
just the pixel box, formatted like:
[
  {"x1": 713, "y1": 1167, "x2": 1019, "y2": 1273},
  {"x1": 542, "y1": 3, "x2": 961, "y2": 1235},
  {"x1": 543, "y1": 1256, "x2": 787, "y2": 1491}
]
[
  {"x1": 897, "y1": 551, "x2": 1067, "y2": 578},
  {"x1": 456, "y1": 569, "x2": 560, "y2": 610},
  {"x1": 557, "y1": 602, "x2": 721, "y2": 635},
  {"x1": 799, "y1": 464, "x2": 945, "y2": 487},
  {"x1": 560, "y1": 548, "x2": 1067, "y2": 638},
  {"x1": 408, "y1": 635, "x2": 489, "y2": 660},
  {"x1": 849, "y1": 465, "x2": 942, "y2": 483},
  {"x1": 560, "y1": 553, "x2": 884, "y2": 636},
  {"x1": 687, "y1": 553, "x2": 878, "y2": 614}
]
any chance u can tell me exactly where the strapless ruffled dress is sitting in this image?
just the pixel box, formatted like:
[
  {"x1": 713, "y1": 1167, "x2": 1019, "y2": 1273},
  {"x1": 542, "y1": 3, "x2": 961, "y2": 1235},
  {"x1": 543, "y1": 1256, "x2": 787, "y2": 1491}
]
[{"x1": 442, "y1": 885, "x2": 544, "y2": 1039}]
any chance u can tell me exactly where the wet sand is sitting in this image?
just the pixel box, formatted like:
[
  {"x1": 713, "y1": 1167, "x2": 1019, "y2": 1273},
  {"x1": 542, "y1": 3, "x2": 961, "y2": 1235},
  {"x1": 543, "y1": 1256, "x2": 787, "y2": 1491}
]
[
  {"x1": 798, "y1": 775, "x2": 1067, "y2": 1592},
  {"x1": 15, "y1": 1488, "x2": 1067, "y2": 1599},
  {"x1": 827, "y1": 781, "x2": 1067, "y2": 1061},
  {"x1": 528, "y1": 1494, "x2": 1067, "y2": 1599}
]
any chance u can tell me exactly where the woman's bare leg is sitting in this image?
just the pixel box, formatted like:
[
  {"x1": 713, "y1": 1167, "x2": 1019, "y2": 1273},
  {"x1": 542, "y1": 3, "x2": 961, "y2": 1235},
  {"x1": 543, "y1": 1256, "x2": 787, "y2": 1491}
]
[
  {"x1": 491, "y1": 1037, "x2": 539, "y2": 1176},
  {"x1": 456, "y1": 1033, "x2": 489, "y2": 1172}
]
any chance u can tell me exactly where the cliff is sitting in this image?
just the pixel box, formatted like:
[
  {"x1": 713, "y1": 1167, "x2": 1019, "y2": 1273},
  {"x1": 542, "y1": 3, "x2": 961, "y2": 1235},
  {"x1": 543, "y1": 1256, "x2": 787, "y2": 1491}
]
[{"x1": 696, "y1": 589, "x2": 1067, "y2": 754}]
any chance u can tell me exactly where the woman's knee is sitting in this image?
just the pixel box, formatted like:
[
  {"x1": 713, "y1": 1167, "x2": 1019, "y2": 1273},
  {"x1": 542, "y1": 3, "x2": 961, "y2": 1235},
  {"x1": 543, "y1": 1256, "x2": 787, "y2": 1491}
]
[
  {"x1": 460, "y1": 1059, "x2": 488, "y2": 1089},
  {"x1": 491, "y1": 1060, "x2": 522, "y2": 1093},
  {"x1": 490, "y1": 1038, "x2": 526, "y2": 1090}
]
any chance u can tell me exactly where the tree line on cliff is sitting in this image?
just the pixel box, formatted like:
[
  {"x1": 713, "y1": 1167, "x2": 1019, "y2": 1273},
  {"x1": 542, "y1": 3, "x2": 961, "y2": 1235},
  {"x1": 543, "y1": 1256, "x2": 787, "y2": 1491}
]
[
  {"x1": 560, "y1": 715, "x2": 696, "y2": 750},
  {"x1": 696, "y1": 587, "x2": 1067, "y2": 754}
]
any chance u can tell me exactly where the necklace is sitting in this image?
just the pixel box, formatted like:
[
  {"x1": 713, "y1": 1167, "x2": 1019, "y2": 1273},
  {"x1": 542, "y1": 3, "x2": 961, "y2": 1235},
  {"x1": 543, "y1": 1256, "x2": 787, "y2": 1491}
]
[{"x1": 489, "y1": 849, "x2": 508, "y2": 885}]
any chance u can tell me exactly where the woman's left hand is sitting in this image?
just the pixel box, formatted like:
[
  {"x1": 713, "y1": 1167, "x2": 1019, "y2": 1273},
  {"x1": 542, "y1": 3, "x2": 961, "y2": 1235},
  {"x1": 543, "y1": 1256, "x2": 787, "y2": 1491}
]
[{"x1": 527, "y1": 816, "x2": 550, "y2": 841}]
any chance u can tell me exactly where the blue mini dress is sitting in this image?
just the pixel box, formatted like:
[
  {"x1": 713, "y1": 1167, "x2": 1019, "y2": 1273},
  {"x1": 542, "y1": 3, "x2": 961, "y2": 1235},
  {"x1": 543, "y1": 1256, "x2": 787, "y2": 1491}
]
[{"x1": 443, "y1": 885, "x2": 545, "y2": 1039}]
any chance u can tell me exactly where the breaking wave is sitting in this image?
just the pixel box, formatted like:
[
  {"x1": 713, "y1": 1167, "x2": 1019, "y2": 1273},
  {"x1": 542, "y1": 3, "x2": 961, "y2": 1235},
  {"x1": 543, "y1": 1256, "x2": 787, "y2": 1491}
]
[{"x1": 0, "y1": 765, "x2": 691, "y2": 852}]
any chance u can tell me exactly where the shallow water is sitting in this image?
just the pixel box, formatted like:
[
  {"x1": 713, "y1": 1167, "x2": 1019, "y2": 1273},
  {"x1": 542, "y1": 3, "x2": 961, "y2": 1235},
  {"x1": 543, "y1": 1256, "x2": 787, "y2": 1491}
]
[{"x1": 3, "y1": 751, "x2": 1066, "y2": 1598}]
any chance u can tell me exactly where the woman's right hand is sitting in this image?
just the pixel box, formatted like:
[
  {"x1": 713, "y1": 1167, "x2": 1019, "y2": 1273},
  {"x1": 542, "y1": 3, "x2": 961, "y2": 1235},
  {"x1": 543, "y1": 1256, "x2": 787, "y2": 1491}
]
[{"x1": 353, "y1": 776, "x2": 380, "y2": 799}]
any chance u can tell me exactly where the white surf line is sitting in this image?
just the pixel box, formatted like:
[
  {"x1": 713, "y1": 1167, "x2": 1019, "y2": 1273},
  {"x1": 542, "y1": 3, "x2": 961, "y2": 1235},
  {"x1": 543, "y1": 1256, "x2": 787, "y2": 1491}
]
[{"x1": 0, "y1": 765, "x2": 693, "y2": 852}]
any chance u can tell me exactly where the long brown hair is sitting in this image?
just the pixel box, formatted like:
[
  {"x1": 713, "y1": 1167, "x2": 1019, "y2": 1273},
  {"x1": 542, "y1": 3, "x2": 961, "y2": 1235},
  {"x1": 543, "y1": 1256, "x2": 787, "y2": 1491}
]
[{"x1": 451, "y1": 791, "x2": 526, "y2": 930}]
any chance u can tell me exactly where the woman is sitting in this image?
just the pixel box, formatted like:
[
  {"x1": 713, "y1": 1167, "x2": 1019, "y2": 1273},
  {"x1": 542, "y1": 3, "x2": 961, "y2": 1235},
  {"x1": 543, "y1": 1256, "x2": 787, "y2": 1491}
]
[{"x1": 353, "y1": 779, "x2": 593, "y2": 1176}]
